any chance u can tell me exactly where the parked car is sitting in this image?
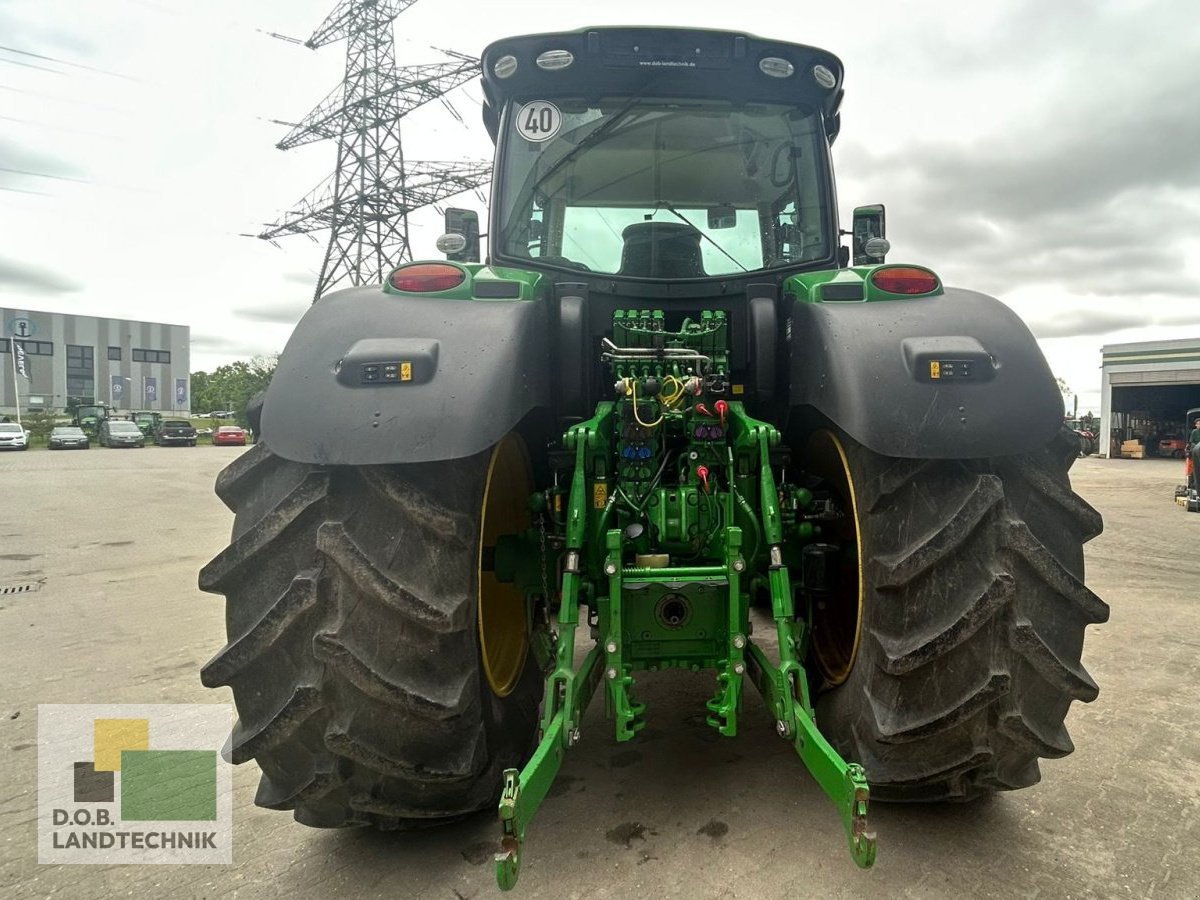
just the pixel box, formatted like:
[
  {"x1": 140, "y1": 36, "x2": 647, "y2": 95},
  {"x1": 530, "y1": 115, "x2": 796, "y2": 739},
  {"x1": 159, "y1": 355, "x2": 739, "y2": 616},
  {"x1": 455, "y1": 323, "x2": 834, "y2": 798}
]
[
  {"x1": 155, "y1": 419, "x2": 198, "y2": 447},
  {"x1": 1159, "y1": 437, "x2": 1189, "y2": 459},
  {"x1": 208, "y1": 410, "x2": 235, "y2": 418},
  {"x1": 212, "y1": 425, "x2": 247, "y2": 447},
  {"x1": 48, "y1": 426, "x2": 90, "y2": 450},
  {"x1": 0, "y1": 422, "x2": 30, "y2": 451},
  {"x1": 99, "y1": 419, "x2": 146, "y2": 448}
]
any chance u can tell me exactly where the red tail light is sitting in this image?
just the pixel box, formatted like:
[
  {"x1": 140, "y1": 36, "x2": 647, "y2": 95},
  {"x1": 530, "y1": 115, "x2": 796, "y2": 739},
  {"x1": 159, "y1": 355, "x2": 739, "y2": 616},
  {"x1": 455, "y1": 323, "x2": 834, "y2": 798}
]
[
  {"x1": 389, "y1": 263, "x2": 465, "y2": 293},
  {"x1": 870, "y1": 266, "x2": 939, "y2": 295}
]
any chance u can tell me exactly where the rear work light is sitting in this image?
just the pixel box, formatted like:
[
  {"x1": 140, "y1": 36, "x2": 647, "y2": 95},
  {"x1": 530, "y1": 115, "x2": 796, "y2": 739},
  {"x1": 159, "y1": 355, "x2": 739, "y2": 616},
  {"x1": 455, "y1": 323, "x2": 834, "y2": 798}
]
[
  {"x1": 758, "y1": 56, "x2": 794, "y2": 78},
  {"x1": 536, "y1": 49, "x2": 575, "y2": 70},
  {"x1": 812, "y1": 64, "x2": 837, "y2": 88},
  {"x1": 493, "y1": 55, "x2": 518, "y2": 79},
  {"x1": 389, "y1": 263, "x2": 466, "y2": 293},
  {"x1": 870, "y1": 266, "x2": 939, "y2": 295}
]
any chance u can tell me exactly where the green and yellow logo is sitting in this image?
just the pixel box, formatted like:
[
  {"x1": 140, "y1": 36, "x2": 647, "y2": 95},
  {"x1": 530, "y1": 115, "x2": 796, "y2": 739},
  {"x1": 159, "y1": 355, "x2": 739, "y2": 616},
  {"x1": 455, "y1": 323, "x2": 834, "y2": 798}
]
[{"x1": 73, "y1": 718, "x2": 217, "y2": 820}]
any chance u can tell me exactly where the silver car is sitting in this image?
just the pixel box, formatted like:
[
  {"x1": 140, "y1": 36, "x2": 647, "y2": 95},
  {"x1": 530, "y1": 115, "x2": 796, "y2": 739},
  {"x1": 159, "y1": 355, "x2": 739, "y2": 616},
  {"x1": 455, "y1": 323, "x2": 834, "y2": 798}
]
[
  {"x1": 49, "y1": 426, "x2": 90, "y2": 450},
  {"x1": 99, "y1": 419, "x2": 146, "y2": 448},
  {"x1": 0, "y1": 422, "x2": 30, "y2": 451}
]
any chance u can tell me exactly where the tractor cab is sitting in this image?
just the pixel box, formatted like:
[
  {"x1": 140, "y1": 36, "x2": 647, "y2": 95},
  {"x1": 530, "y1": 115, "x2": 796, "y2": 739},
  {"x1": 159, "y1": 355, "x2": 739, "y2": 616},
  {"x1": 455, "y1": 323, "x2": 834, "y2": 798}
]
[
  {"x1": 132, "y1": 410, "x2": 163, "y2": 438},
  {"x1": 480, "y1": 28, "x2": 846, "y2": 283},
  {"x1": 69, "y1": 401, "x2": 116, "y2": 441}
]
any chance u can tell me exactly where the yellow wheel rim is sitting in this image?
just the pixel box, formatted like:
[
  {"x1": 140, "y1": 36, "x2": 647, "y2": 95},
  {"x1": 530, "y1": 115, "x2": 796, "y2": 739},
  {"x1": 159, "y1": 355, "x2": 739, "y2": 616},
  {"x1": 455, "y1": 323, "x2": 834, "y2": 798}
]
[
  {"x1": 805, "y1": 430, "x2": 864, "y2": 686},
  {"x1": 477, "y1": 434, "x2": 533, "y2": 697}
]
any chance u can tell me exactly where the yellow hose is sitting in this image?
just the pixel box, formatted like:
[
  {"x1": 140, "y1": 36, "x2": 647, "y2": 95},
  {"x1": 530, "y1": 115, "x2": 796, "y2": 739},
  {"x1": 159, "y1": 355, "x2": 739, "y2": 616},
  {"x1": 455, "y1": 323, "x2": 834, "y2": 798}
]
[{"x1": 631, "y1": 380, "x2": 665, "y2": 428}]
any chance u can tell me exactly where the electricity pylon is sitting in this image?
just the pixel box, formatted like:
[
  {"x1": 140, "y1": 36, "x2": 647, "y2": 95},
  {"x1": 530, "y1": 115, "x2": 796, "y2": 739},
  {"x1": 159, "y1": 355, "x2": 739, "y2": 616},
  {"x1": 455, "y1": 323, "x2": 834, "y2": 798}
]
[{"x1": 260, "y1": 0, "x2": 490, "y2": 300}]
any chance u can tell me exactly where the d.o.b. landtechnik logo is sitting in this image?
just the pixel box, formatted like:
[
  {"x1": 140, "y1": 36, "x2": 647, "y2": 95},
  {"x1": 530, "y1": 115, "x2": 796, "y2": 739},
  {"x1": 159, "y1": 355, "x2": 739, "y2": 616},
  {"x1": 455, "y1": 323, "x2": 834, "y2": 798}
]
[{"x1": 38, "y1": 704, "x2": 232, "y2": 864}]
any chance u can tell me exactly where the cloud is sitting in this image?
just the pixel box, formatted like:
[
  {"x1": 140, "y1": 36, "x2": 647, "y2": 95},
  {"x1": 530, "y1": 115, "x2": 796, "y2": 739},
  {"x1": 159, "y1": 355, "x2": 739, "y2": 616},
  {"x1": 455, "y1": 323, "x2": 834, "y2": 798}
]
[
  {"x1": 883, "y1": 87, "x2": 1200, "y2": 226},
  {"x1": 0, "y1": 6, "x2": 97, "y2": 59},
  {"x1": 0, "y1": 136, "x2": 86, "y2": 180},
  {"x1": 833, "y1": 0, "x2": 1200, "y2": 314},
  {"x1": 190, "y1": 333, "x2": 280, "y2": 359},
  {"x1": 1027, "y1": 310, "x2": 1149, "y2": 340},
  {"x1": 232, "y1": 298, "x2": 309, "y2": 325},
  {"x1": 0, "y1": 255, "x2": 81, "y2": 293},
  {"x1": 838, "y1": 70, "x2": 1200, "y2": 299}
]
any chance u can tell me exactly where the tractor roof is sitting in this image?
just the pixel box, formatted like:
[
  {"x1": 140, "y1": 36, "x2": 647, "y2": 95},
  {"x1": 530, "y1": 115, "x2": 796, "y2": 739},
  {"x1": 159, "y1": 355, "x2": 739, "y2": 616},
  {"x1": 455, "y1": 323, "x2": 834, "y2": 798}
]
[{"x1": 480, "y1": 27, "x2": 844, "y2": 143}]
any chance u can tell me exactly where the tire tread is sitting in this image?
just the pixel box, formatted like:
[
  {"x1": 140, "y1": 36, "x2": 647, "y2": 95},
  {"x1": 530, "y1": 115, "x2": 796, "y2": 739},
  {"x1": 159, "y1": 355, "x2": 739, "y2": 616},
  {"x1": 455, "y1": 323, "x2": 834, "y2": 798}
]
[
  {"x1": 817, "y1": 426, "x2": 1107, "y2": 801},
  {"x1": 201, "y1": 446, "x2": 538, "y2": 827}
]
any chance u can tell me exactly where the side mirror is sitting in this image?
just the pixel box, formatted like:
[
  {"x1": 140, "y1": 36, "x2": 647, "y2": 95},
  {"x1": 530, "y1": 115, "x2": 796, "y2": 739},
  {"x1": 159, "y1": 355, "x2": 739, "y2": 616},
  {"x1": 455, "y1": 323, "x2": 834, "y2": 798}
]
[
  {"x1": 852, "y1": 204, "x2": 889, "y2": 266},
  {"x1": 442, "y1": 208, "x2": 480, "y2": 262}
]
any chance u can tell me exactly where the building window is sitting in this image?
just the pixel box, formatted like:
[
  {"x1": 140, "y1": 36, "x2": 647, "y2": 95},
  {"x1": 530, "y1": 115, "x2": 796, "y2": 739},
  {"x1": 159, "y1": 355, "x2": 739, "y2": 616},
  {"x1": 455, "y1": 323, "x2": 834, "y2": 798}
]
[
  {"x1": 108, "y1": 346, "x2": 121, "y2": 361},
  {"x1": 1, "y1": 339, "x2": 53, "y2": 355},
  {"x1": 66, "y1": 344, "x2": 95, "y2": 402},
  {"x1": 132, "y1": 348, "x2": 171, "y2": 364},
  {"x1": 67, "y1": 344, "x2": 94, "y2": 365}
]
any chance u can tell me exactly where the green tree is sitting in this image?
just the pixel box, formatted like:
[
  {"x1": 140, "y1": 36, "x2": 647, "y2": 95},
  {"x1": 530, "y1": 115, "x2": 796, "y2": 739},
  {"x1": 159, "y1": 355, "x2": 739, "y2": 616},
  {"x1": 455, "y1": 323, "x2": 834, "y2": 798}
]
[
  {"x1": 190, "y1": 355, "x2": 278, "y2": 428},
  {"x1": 1054, "y1": 376, "x2": 1075, "y2": 416},
  {"x1": 21, "y1": 408, "x2": 59, "y2": 445},
  {"x1": 191, "y1": 370, "x2": 212, "y2": 414}
]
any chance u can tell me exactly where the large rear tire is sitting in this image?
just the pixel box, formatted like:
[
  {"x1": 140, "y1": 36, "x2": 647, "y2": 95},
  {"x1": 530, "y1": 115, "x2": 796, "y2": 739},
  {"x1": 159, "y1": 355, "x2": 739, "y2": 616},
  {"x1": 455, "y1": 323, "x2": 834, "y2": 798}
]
[
  {"x1": 199, "y1": 441, "x2": 541, "y2": 827},
  {"x1": 811, "y1": 427, "x2": 1108, "y2": 801}
]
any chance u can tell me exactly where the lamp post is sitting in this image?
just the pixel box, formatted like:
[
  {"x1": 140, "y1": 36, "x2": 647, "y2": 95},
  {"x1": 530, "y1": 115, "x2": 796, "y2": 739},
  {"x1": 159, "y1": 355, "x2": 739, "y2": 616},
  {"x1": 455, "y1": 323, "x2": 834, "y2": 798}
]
[{"x1": 7, "y1": 336, "x2": 23, "y2": 427}]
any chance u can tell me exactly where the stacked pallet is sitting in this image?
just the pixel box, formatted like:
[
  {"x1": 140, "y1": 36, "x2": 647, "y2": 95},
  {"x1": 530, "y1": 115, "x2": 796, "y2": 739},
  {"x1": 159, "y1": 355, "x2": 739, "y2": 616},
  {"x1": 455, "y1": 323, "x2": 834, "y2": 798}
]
[{"x1": 1120, "y1": 439, "x2": 1145, "y2": 459}]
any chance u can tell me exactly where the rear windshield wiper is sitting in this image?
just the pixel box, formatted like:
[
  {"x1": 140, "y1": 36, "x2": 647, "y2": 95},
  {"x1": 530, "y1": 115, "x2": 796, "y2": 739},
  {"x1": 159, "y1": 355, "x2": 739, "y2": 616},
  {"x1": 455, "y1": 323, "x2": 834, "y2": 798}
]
[{"x1": 524, "y1": 95, "x2": 647, "y2": 201}]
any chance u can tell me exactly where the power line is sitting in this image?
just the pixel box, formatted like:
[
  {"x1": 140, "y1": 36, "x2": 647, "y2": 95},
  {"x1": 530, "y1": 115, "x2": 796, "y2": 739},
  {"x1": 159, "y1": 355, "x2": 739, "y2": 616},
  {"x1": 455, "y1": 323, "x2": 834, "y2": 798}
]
[
  {"x1": 0, "y1": 184, "x2": 50, "y2": 196},
  {"x1": 0, "y1": 57, "x2": 65, "y2": 74},
  {"x1": 0, "y1": 114, "x2": 123, "y2": 141},
  {"x1": 0, "y1": 44, "x2": 139, "y2": 81},
  {"x1": 0, "y1": 166, "x2": 90, "y2": 184},
  {"x1": 0, "y1": 84, "x2": 132, "y2": 115}
]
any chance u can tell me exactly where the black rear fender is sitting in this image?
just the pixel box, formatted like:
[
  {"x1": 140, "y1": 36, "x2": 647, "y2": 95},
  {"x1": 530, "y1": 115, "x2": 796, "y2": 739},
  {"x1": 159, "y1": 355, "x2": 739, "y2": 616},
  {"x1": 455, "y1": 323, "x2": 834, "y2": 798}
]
[
  {"x1": 261, "y1": 286, "x2": 549, "y2": 466},
  {"x1": 788, "y1": 287, "x2": 1061, "y2": 459}
]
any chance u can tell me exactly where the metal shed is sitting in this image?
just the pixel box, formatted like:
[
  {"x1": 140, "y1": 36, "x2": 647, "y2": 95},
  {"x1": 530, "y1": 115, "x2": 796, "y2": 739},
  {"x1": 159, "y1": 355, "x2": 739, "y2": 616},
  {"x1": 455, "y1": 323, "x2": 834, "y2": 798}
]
[{"x1": 1100, "y1": 338, "x2": 1200, "y2": 457}]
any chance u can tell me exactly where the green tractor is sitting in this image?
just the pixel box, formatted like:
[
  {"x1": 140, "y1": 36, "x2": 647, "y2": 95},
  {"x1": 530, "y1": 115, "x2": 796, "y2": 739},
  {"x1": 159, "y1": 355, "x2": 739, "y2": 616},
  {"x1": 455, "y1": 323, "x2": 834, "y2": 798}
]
[
  {"x1": 131, "y1": 410, "x2": 163, "y2": 440},
  {"x1": 200, "y1": 28, "x2": 1107, "y2": 889},
  {"x1": 68, "y1": 399, "x2": 116, "y2": 443}
]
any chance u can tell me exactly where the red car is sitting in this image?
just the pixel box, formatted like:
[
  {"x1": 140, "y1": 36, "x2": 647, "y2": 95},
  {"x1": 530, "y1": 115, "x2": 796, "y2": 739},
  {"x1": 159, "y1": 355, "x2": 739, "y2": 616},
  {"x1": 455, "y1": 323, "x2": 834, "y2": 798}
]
[{"x1": 212, "y1": 425, "x2": 247, "y2": 446}]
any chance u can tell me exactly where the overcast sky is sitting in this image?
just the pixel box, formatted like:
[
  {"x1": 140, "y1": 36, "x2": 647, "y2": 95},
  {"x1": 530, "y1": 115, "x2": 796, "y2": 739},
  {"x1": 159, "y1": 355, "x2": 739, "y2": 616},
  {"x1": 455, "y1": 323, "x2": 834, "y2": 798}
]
[{"x1": 1, "y1": 0, "x2": 1197, "y2": 414}]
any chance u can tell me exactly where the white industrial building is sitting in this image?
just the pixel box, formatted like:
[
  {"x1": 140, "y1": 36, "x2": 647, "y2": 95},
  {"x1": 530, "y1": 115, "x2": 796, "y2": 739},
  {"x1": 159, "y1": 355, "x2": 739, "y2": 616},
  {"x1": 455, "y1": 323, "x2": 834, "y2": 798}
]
[
  {"x1": 1, "y1": 307, "x2": 190, "y2": 415},
  {"x1": 1099, "y1": 337, "x2": 1200, "y2": 457}
]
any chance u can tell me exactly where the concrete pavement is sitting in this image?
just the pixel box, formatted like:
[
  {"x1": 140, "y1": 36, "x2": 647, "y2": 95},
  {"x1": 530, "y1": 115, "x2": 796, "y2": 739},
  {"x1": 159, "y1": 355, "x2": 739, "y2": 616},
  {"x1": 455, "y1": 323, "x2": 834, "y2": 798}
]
[{"x1": 1, "y1": 447, "x2": 1197, "y2": 899}]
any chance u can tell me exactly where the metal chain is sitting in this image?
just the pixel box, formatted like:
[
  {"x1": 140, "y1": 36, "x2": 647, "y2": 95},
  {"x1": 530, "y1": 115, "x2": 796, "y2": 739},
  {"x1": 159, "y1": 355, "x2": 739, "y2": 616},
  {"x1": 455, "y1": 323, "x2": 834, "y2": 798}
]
[
  {"x1": 538, "y1": 510, "x2": 550, "y2": 606},
  {"x1": 536, "y1": 509, "x2": 559, "y2": 669}
]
